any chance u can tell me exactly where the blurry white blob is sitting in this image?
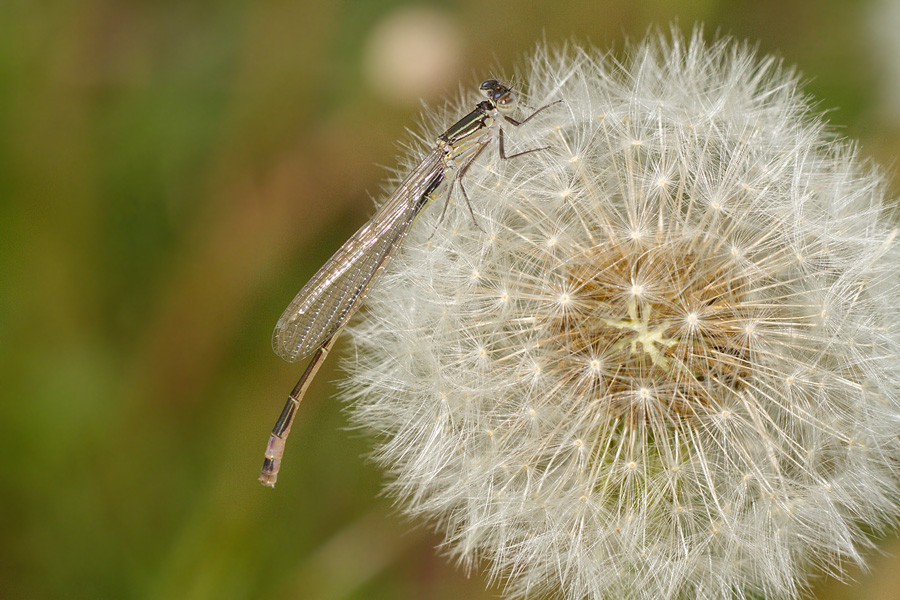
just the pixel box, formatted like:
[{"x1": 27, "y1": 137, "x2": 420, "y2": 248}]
[
  {"x1": 363, "y1": 7, "x2": 463, "y2": 105},
  {"x1": 868, "y1": 0, "x2": 900, "y2": 123}
]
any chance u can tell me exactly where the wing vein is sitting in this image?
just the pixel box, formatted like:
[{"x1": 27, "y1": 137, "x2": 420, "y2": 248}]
[{"x1": 272, "y1": 150, "x2": 445, "y2": 362}]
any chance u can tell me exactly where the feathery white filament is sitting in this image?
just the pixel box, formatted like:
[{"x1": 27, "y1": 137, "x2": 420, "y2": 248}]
[{"x1": 343, "y1": 29, "x2": 900, "y2": 600}]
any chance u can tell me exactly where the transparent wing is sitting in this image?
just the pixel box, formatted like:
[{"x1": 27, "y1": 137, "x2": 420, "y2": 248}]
[{"x1": 273, "y1": 149, "x2": 445, "y2": 362}]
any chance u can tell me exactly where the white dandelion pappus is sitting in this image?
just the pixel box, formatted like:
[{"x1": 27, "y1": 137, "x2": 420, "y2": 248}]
[{"x1": 342, "y1": 29, "x2": 900, "y2": 600}]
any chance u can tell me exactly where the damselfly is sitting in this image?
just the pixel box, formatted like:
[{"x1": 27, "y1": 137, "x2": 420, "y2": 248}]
[{"x1": 260, "y1": 80, "x2": 558, "y2": 487}]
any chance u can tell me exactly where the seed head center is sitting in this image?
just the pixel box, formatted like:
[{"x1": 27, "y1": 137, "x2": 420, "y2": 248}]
[{"x1": 602, "y1": 299, "x2": 677, "y2": 368}]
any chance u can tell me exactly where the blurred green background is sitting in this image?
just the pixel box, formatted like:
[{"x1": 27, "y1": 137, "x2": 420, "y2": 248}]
[{"x1": 3, "y1": 1, "x2": 900, "y2": 598}]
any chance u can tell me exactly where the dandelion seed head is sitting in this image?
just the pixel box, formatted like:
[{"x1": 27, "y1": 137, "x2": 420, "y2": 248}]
[{"x1": 344, "y1": 28, "x2": 900, "y2": 600}]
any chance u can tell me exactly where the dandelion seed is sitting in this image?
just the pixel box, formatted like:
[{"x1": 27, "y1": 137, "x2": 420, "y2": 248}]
[{"x1": 343, "y1": 28, "x2": 900, "y2": 600}]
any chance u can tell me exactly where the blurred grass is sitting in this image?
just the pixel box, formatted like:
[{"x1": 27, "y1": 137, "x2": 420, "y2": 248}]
[{"x1": 1, "y1": 1, "x2": 899, "y2": 599}]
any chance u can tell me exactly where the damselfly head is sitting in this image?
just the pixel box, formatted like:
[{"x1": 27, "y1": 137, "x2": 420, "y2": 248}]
[{"x1": 480, "y1": 79, "x2": 516, "y2": 112}]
